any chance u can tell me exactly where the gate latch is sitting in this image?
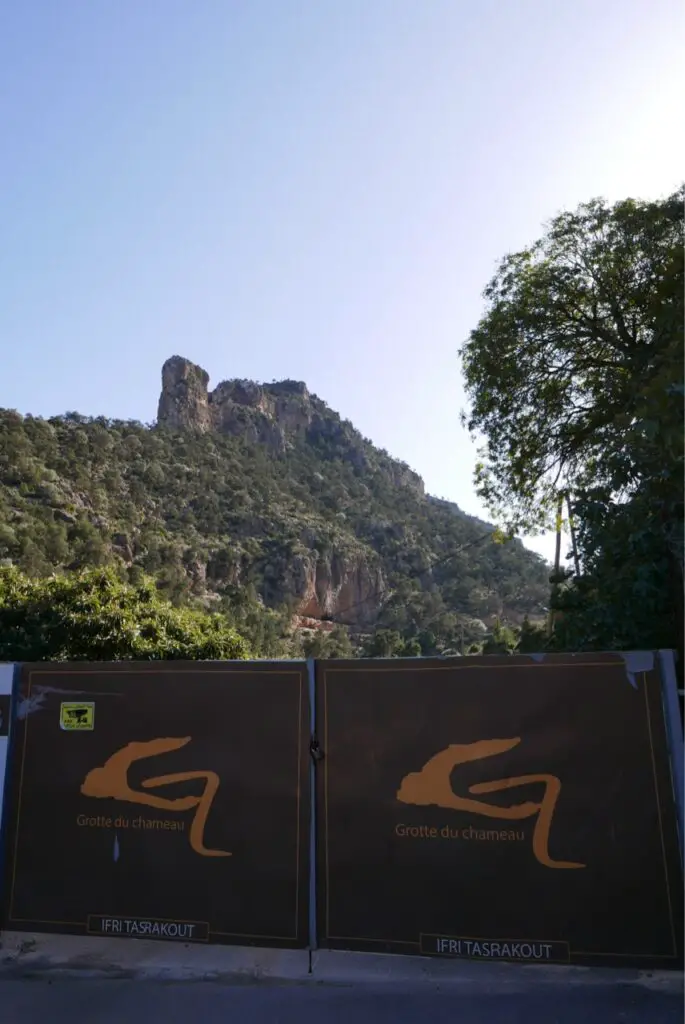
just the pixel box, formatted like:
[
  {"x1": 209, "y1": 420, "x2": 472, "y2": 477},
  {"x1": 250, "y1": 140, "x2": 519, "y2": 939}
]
[{"x1": 309, "y1": 735, "x2": 324, "y2": 762}]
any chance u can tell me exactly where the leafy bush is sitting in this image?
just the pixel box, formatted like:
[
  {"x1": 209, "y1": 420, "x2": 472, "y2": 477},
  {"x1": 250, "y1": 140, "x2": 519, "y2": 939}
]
[{"x1": 0, "y1": 566, "x2": 250, "y2": 662}]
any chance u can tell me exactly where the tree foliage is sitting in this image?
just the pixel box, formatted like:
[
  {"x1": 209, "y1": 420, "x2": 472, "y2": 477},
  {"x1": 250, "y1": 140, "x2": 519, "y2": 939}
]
[
  {"x1": 461, "y1": 186, "x2": 684, "y2": 657},
  {"x1": 0, "y1": 566, "x2": 250, "y2": 662},
  {"x1": 552, "y1": 489, "x2": 683, "y2": 655},
  {"x1": 300, "y1": 625, "x2": 356, "y2": 660},
  {"x1": 360, "y1": 628, "x2": 421, "y2": 659},
  {"x1": 481, "y1": 617, "x2": 519, "y2": 655}
]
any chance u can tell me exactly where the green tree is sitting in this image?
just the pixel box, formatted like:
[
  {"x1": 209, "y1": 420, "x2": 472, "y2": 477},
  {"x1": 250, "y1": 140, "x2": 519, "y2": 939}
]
[
  {"x1": 0, "y1": 523, "x2": 16, "y2": 558},
  {"x1": 551, "y1": 491, "x2": 683, "y2": 654},
  {"x1": 361, "y1": 628, "x2": 405, "y2": 658},
  {"x1": 69, "y1": 518, "x2": 110, "y2": 568},
  {"x1": 0, "y1": 566, "x2": 250, "y2": 662},
  {"x1": 43, "y1": 522, "x2": 70, "y2": 564},
  {"x1": 416, "y1": 629, "x2": 439, "y2": 656},
  {"x1": 17, "y1": 538, "x2": 51, "y2": 577},
  {"x1": 461, "y1": 187, "x2": 684, "y2": 658},
  {"x1": 517, "y1": 615, "x2": 548, "y2": 653},
  {"x1": 301, "y1": 625, "x2": 354, "y2": 660},
  {"x1": 360, "y1": 628, "x2": 421, "y2": 658},
  {"x1": 401, "y1": 637, "x2": 422, "y2": 657},
  {"x1": 461, "y1": 186, "x2": 683, "y2": 534},
  {"x1": 481, "y1": 618, "x2": 518, "y2": 655}
]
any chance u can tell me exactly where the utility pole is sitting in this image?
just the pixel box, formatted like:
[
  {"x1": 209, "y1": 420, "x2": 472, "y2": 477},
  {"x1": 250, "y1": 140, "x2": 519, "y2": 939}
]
[
  {"x1": 547, "y1": 495, "x2": 564, "y2": 638},
  {"x1": 566, "y1": 494, "x2": 581, "y2": 577}
]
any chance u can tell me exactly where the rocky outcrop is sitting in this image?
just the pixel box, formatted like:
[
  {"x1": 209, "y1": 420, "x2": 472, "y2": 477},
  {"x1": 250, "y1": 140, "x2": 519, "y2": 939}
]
[
  {"x1": 288, "y1": 551, "x2": 386, "y2": 627},
  {"x1": 199, "y1": 525, "x2": 387, "y2": 627},
  {"x1": 157, "y1": 357, "x2": 212, "y2": 432},
  {"x1": 387, "y1": 462, "x2": 424, "y2": 497},
  {"x1": 293, "y1": 615, "x2": 336, "y2": 633},
  {"x1": 157, "y1": 356, "x2": 425, "y2": 499},
  {"x1": 155, "y1": 357, "x2": 417, "y2": 624},
  {"x1": 157, "y1": 356, "x2": 315, "y2": 451}
]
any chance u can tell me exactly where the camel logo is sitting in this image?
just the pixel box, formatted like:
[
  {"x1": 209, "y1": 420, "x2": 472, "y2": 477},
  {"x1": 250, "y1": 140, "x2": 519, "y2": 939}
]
[
  {"x1": 80, "y1": 737, "x2": 231, "y2": 858},
  {"x1": 396, "y1": 737, "x2": 585, "y2": 870}
]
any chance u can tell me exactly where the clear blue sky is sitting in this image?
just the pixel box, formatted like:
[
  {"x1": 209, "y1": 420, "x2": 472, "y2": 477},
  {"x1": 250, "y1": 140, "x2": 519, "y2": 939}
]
[{"x1": 1, "y1": 0, "x2": 682, "y2": 562}]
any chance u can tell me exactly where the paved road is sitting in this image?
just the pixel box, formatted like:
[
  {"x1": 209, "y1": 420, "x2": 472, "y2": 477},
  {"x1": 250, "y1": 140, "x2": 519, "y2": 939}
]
[{"x1": 1, "y1": 978, "x2": 682, "y2": 1023}]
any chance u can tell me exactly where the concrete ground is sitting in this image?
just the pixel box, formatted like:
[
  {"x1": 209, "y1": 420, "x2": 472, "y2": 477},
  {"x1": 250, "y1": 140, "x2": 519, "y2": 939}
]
[
  {"x1": 0, "y1": 933, "x2": 681, "y2": 1023},
  {"x1": 1, "y1": 976, "x2": 683, "y2": 1023}
]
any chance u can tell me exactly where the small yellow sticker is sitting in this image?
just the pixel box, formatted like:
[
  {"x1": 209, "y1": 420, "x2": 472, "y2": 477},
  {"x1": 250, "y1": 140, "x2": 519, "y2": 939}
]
[{"x1": 60, "y1": 702, "x2": 95, "y2": 731}]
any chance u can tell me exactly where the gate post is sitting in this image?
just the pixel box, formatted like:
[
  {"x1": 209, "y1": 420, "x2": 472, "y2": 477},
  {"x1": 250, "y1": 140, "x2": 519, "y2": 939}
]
[
  {"x1": 0, "y1": 664, "x2": 15, "y2": 828},
  {"x1": 0, "y1": 663, "x2": 18, "y2": 918},
  {"x1": 307, "y1": 658, "x2": 318, "y2": 951},
  {"x1": 659, "y1": 649, "x2": 684, "y2": 866}
]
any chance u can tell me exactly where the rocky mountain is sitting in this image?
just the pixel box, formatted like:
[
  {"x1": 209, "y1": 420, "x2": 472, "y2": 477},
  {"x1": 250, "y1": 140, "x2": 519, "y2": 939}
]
[
  {"x1": 157, "y1": 355, "x2": 425, "y2": 494},
  {"x1": 0, "y1": 357, "x2": 550, "y2": 654}
]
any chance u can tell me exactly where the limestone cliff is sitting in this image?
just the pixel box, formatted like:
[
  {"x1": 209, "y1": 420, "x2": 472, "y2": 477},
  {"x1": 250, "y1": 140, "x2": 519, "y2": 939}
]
[
  {"x1": 157, "y1": 355, "x2": 424, "y2": 494},
  {"x1": 158, "y1": 357, "x2": 213, "y2": 432},
  {"x1": 281, "y1": 549, "x2": 386, "y2": 626},
  {"x1": 155, "y1": 356, "x2": 423, "y2": 624},
  {"x1": 158, "y1": 356, "x2": 317, "y2": 451}
]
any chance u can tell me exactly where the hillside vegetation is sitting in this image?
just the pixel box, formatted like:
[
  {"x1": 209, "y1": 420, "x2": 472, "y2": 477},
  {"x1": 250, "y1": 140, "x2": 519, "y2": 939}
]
[{"x1": 0, "y1": 391, "x2": 548, "y2": 657}]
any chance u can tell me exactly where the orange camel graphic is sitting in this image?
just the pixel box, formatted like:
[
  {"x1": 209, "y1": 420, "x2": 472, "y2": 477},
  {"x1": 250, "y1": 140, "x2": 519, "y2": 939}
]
[
  {"x1": 81, "y1": 737, "x2": 231, "y2": 858},
  {"x1": 397, "y1": 738, "x2": 584, "y2": 869}
]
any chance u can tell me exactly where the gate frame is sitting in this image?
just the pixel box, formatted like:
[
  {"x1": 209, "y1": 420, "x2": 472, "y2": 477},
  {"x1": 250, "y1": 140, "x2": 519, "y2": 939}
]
[
  {"x1": 659, "y1": 649, "x2": 684, "y2": 865},
  {"x1": 0, "y1": 664, "x2": 19, "y2": 921}
]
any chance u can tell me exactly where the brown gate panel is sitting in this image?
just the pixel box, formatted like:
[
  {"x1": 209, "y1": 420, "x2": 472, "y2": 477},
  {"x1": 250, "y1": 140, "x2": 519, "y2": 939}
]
[
  {"x1": 2, "y1": 661, "x2": 309, "y2": 948},
  {"x1": 316, "y1": 654, "x2": 683, "y2": 968}
]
